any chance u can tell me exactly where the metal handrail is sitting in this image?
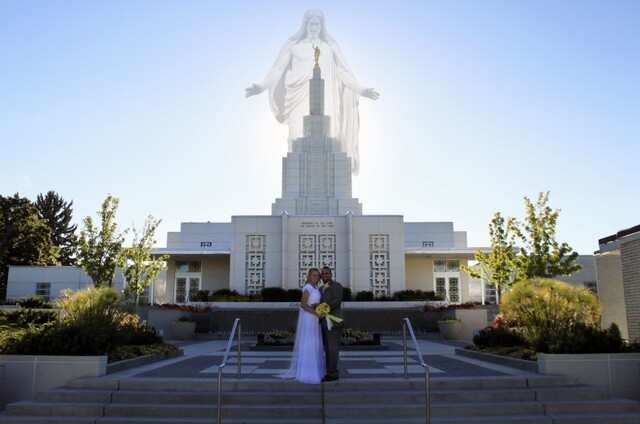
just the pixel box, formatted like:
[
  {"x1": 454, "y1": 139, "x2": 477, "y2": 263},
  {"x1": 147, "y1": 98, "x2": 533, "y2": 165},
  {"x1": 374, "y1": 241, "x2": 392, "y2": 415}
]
[
  {"x1": 217, "y1": 318, "x2": 241, "y2": 424},
  {"x1": 402, "y1": 317, "x2": 430, "y2": 424}
]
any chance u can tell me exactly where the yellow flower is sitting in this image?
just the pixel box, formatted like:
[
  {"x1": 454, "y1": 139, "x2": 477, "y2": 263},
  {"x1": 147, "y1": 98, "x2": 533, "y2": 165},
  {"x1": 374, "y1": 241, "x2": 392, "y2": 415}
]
[
  {"x1": 316, "y1": 302, "x2": 330, "y2": 317},
  {"x1": 315, "y1": 302, "x2": 343, "y2": 331}
]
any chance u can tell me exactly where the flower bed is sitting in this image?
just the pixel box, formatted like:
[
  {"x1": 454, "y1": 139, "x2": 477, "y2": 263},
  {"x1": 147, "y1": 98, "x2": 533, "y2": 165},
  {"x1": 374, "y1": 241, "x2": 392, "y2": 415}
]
[{"x1": 251, "y1": 328, "x2": 387, "y2": 351}]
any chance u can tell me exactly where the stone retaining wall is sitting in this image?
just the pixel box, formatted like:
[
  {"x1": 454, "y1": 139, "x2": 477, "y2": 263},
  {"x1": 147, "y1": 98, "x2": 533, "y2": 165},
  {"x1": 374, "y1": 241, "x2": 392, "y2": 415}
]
[{"x1": 208, "y1": 308, "x2": 428, "y2": 334}]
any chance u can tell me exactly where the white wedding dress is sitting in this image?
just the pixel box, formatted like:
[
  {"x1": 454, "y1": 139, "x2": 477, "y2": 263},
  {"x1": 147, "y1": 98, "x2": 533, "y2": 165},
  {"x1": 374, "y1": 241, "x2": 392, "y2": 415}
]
[{"x1": 276, "y1": 283, "x2": 325, "y2": 384}]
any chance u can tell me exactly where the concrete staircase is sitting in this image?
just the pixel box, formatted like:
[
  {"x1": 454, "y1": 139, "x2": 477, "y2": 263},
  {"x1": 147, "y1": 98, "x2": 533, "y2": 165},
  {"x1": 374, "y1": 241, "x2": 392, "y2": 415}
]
[{"x1": 1, "y1": 375, "x2": 640, "y2": 423}]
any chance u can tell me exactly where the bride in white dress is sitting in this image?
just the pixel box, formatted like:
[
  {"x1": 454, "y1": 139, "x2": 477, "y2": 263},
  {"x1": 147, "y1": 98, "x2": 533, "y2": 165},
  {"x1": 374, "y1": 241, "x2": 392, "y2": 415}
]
[{"x1": 276, "y1": 268, "x2": 325, "y2": 384}]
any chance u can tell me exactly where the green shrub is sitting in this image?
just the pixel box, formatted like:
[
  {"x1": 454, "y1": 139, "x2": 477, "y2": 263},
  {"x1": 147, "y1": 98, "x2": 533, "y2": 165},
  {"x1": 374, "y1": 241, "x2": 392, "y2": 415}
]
[
  {"x1": 471, "y1": 345, "x2": 538, "y2": 361},
  {"x1": 341, "y1": 328, "x2": 368, "y2": 341},
  {"x1": 108, "y1": 343, "x2": 178, "y2": 363},
  {"x1": 261, "y1": 287, "x2": 288, "y2": 302},
  {"x1": 285, "y1": 289, "x2": 302, "y2": 302},
  {"x1": 214, "y1": 293, "x2": 256, "y2": 302},
  {"x1": 342, "y1": 287, "x2": 352, "y2": 301},
  {"x1": 194, "y1": 290, "x2": 210, "y2": 302},
  {"x1": 500, "y1": 278, "x2": 601, "y2": 352},
  {"x1": 4, "y1": 315, "x2": 164, "y2": 358},
  {"x1": 548, "y1": 322, "x2": 624, "y2": 354},
  {"x1": 265, "y1": 330, "x2": 295, "y2": 345},
  {"x1": 355, "y1": 291, "x2": 374, "y2": 301},
  {"x1": 625, "y1": 338, "x2": 640, "y2": 352},
  {"x1": 6, "y1": 309, "x2": 58, "y2": 326},
  {"x1": 473, "y1": 324, "x2": 526, "y2": 348},
  {"x1": 211, "y1": 289, "x2": 240, "y2": 301},
  {"x1": 392, "y1": 290, "x2": 443, "y2": 301},
  {"x1": 0, "y1": 286, "x2": 167, "y2": 361},
  {"x1": 17, "y1": 295, "x2": 53, "y2": 309},
  {"x1": 57, "y1": 287, "x2": 123, "y2": 328}
]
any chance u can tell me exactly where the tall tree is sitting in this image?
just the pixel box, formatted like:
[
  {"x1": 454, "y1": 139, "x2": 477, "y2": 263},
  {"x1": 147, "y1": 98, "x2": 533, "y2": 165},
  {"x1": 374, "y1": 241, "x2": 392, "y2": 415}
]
[
  {"x1": 509, "y1": 191, "x2": 581, "y2": 280},
  {"x1": 35, "y1": 191, "x2": 78, "y2": 266},
  {"x1": 462, "y1": 212, "x2": 517, "y2": 304},
  {"x1": 0, "y1": 194, "x2": 60, "y2": 299},
  {"x1": 77, "y1": 195, "x2": 126, "y2": 287},
  {"x1": 121, "y1": 215, "x2": 168, "y2": 305}
]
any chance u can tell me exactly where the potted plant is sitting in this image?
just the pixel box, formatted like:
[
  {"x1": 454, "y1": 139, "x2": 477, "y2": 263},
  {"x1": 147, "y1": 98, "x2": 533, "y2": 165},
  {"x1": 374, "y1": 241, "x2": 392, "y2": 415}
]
[
  {"x1": 172, "y1": 315, "x2": 196, "y2": 340},
  {"x1": 437, "y1": 317, "x2": 462, "y2": 340}
]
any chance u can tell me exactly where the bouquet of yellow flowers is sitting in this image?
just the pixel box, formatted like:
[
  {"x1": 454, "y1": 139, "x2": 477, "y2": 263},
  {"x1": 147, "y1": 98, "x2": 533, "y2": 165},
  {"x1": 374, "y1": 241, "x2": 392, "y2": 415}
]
[{"x1": 315, "y1": 302, "x2": 343, "y2": 330}]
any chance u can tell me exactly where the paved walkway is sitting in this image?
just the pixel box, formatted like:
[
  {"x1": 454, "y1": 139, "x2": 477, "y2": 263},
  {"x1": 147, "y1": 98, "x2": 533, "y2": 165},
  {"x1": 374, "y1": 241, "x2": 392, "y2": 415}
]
[{"x1": 108, "y1": 337, "x2": 539, "y2": 380}]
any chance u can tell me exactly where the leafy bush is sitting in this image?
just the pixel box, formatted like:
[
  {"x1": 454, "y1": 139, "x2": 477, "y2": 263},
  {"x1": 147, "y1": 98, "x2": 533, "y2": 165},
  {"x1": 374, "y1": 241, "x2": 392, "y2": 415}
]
[
  {"x1": 17, "y1": 295, "x2": 53, "y2": 309},
  {"x1": 108, "y1": 343, "x2": 178, "y2": 363},
  {"x1": 286, "y1": 289, "x2": 302, "y2": 302},
  {"x1": 194, "y1": 290, "x2": 210, "y2": 302},
  {"x1": 424, "y1": 301, "x2": 476, "y2": 312},
  {"x1": 211, "y1": 289, "x2": 243, "y2": 301},
  {"x1": 0, "y1": 286, "x2": 172, "y2": 362},
  {"x1": 341, "y1": 328, "x2": 368, "y2": 341},
  {"x1": 157, "y1": 304, "x2": 213, "y2": 312},
  {"x1": 5, "y1": 309, "x2": 58, "y2": 326},
  {"x1": 57, "y1": 287, "x2": 123, "y2": 328},
  {"x1": 342, "y1": 287, "x2": 352, "y2": 301},
  {"x1": 355, "y1": 291, "x2": 374, "y2": 301},
  {"x1": 5, "y1": 318, "x2": 164, "y2": 358},
  {"x1": 500, "y1": 278, "x2": 601, "y2": 352},
  {"x1": 261, "y1": 328, "x2": 376, "y2": 346},
  {"x1": 438, "y1": 317, "x2": 461, "y2": 323},
  {"x1": 548, "y1": 322, "x2": 624, "y2": 354},
  {"x1": 469, "y1": 345, "x2": 538, "y2": 361},
  {"x1": 473, "y1": 324, "x2": 526, "y2": 348},
  {"x1": 265, "y1": 330, "x2": 295, "y2": 345},
  {"x1": 261, "y1": 287, "x2": 288, "y2": 302},
  {"x1": 392, "y1": 290, "x2": 443, "y2": 301}
]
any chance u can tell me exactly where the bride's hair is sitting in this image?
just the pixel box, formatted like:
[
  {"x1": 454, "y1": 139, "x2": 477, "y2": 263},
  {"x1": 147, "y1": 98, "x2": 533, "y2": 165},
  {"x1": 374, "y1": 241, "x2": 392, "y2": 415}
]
[{"x1": 306, "y1": 267, "x2": 320, "y2": 282}]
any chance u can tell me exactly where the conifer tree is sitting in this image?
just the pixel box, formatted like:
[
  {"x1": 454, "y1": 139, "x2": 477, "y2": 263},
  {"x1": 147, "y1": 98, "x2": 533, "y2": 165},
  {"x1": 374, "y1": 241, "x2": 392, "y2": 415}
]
[
  {"x1": 35, "y1": 191, "x2": 78, "y2": 265},
  {"x1": 0, "y1": 194, "x2": 60, "y2": 299}
]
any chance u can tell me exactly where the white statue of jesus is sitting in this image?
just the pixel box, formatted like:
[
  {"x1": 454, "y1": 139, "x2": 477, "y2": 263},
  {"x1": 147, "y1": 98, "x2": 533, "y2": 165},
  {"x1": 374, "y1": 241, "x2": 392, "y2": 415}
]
[{"x1": 245, "y1": 9, "x2": 379, "y2": 175}]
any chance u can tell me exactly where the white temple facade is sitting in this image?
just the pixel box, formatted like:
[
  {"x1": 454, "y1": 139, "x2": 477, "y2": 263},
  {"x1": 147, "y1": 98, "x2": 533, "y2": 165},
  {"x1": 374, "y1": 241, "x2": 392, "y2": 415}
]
[{"x1": 151, "y1": 65, "x2": 481, "y2": 304}]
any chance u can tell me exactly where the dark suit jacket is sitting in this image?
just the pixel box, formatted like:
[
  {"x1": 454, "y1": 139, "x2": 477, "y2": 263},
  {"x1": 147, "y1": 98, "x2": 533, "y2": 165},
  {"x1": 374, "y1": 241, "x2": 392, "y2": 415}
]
[{"x1": 320, "y1": 279, "x2": 344, "y2": 330}]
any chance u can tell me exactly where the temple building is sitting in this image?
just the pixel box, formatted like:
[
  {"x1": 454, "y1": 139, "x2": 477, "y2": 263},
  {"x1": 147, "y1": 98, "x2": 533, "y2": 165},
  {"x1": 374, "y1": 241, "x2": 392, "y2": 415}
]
[
  {"x1": 150, "y1": 65, "x2": 481, "y2": 304},
  {"x1": 5, "y1": 66, "x2": 602, "y2": 306}
]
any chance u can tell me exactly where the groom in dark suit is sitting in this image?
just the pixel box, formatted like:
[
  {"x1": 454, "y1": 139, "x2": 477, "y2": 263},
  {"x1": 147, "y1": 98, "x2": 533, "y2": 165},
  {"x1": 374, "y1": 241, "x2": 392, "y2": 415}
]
[{"x1": 319, "y1": 266, "x2": 343, "y2": 382}]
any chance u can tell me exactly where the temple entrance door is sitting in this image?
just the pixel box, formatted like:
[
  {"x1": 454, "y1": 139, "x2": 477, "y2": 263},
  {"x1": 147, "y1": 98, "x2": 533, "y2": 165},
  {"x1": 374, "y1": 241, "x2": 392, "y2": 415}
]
[{"x1": 175, "y1": 276, "x2": 201, "y2": 303}]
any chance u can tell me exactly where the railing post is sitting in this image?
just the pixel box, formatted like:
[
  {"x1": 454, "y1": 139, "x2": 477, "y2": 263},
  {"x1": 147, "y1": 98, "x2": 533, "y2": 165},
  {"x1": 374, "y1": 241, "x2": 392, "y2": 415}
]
[
  {"x1": 217, "y1": 368, "x2": 222, "y2": 424},
  {"x1": 425, "y1": 367, "x2": 430, "y2": 424},
  {"x1": 403, "y1": 318, "x2": 430, "y2": 424},
  {"x1": 403, "y1": 320, "x2": 408, "y2": 378},
  {"x1": 237, "y1": 321, "x2": 242, "y2": 379},
  {"x1": 216, "y1": 318, "x2": 242, "y2": 424}
]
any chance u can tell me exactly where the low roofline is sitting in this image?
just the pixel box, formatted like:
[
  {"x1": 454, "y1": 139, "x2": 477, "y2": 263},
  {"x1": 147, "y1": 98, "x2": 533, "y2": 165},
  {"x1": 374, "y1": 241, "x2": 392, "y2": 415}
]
[
  {"x1": 405, "y1": 247, "x2": 489, "y2": 255},
  {"x1": 152, "y1": 249, "x2": 230, "y2": 256}
]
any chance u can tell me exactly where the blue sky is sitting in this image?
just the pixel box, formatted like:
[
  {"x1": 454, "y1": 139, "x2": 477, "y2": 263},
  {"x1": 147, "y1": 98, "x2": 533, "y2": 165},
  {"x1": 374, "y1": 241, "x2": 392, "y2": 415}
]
[{"x1": 1, "y1": 1, "x2": 638, "y2": 255}]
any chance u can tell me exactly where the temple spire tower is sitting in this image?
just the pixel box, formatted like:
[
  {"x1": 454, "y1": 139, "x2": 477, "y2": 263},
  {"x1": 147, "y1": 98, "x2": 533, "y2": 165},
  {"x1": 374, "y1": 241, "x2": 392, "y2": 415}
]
[{"x1": 272, "y1": 64, "x2": 362, "y2": 215}]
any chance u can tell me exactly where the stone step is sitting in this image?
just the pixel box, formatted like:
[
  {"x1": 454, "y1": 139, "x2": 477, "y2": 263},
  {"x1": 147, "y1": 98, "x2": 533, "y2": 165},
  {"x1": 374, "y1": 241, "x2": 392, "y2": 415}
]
[
  {"x1": 2, "y1": 375, "x2": 640, "y2": 424},
  {"x1": 65, "y1": 375, "x2": 581, "y2": 391},
  {"x1": 326, "y1": 417, "x2": 552, "y2": 424},
  {"x1": 46, "y1": 386, "x2": 615, "y2": 405},
  {"x1": 542, "y1": 398, "x2": 640, "y2": 414},
  {"x1": 4, "y1": 401, "x2": 104, "y2": 417}
]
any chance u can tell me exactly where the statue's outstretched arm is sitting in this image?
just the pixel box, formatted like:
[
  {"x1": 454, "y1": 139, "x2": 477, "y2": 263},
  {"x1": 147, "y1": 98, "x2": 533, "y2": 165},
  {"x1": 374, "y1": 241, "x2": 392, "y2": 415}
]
[
  {"x1": 245, "y1": 46, "x2": 292, "y2": 98},
  {"x1": 361, "y1": 88, "x2": 380, "y2": 100},
  {"x1": 330, "y1": 42, "x2": 379, "y2": 100},
  {"x1": 245, "y1": 84, "x2": 264, "y2": 97}
]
